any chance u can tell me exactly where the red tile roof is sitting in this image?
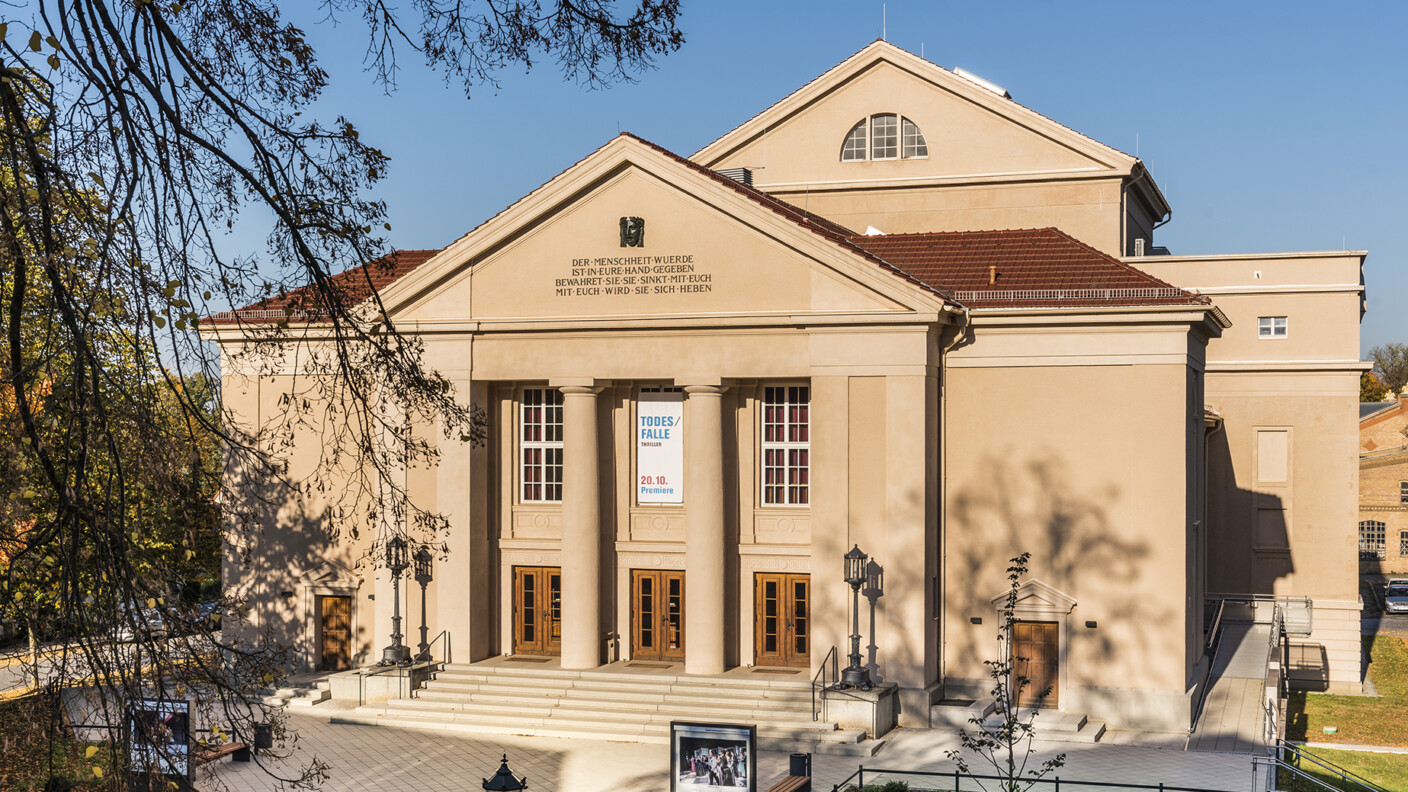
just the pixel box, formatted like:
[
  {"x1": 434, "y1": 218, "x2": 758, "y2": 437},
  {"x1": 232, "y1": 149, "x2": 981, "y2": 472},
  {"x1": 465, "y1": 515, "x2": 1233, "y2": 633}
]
[
  {"x1": 208, "y1": 249, "x2": 441, "y2": 324},
  {"x1": 847, "y1": 228, "x2": 1206, "y2": 309}
]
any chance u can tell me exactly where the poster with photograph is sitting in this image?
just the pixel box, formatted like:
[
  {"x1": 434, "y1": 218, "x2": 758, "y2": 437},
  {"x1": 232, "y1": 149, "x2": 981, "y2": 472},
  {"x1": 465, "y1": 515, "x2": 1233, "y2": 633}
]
[
  {"x1": 670, "y1": 721, "x2": 756, "y2": 792},
  {"x1": 127, "y1": 699, "x2": 190, "y2": 779}
]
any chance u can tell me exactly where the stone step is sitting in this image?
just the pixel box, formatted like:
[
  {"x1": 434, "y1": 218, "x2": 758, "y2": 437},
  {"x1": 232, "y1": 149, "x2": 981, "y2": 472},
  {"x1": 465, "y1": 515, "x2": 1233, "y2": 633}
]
[
  {"x1": 975, "y1": 712, "x2": 1106, "y2": 744},
  {"x1": 421, "y1": 677, "x2": 813, "y2": 704},
  {"x1": 338, "y1": 708, "x2": 865, "y2": 746},
  {"x1": 438, "y1": 663, "x2": 812, "y2": 691},
  {"x1": 388, "y1": 697, "x2": 827, "y2": 727},
  {"x1": 287, "y1": 689, "x2": 331, "y2": 708}
]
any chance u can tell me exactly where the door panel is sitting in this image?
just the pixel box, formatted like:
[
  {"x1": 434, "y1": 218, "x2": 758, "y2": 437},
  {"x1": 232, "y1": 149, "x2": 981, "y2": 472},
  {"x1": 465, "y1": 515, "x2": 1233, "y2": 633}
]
[
  {"x1": 632, "y1": 570, "x2": 685, "y2": 662},
  {"x1": 319, "y1": 596, "x2": 352, "y2": 672},
  {"x1": 1014, "y1": 621, "x2": 1059, "y2": 707},
  {"x1": 513, "y1": 566, "x2": 562, "y2": 656},
  {"x1": 754, "y1": 573, "x2": 810, "y2": 668}
]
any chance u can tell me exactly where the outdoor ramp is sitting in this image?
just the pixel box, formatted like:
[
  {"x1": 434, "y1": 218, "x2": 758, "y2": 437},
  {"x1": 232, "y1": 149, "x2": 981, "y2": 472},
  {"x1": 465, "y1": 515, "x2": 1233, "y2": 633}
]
[{"x1": 1186, "y1": 622, "x2": 1274, "y2": 753}]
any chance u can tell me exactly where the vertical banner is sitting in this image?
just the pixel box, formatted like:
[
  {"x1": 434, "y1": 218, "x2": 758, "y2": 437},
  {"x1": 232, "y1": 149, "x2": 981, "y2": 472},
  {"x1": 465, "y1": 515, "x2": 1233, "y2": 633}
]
[{"x1": 638, "y1": 390, "x2": 684, "y2": 504}]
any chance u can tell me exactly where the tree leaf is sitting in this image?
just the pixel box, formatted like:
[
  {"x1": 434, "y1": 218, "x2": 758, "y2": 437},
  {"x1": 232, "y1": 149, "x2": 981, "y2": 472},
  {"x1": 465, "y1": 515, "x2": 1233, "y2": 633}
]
[
  {"x1": 28, "y1": 30, "x2": 41, "y2": 51},
  {"x1": 85, "y1": 745, "x2": 99, "y2": 758}
]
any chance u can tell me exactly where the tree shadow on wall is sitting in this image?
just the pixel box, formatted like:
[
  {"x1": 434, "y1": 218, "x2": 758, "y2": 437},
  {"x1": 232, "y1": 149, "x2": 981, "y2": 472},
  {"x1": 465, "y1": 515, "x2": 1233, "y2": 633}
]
[{"x1": 947, "y1": 451, "x2": 1170, "y2": 686}]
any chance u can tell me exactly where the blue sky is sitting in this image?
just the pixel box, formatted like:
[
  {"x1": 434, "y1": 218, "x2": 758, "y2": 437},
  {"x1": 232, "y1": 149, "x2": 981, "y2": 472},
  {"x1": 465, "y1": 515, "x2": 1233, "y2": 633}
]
[{"x1": 295, "y1": 1, "x2": 1405, "y2": 356}]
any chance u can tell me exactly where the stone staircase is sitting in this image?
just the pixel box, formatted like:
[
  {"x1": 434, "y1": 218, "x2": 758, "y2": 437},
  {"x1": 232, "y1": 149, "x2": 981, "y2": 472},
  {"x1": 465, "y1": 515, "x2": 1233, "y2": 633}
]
[
  {"x1": 930, "y1": 698, "x2": 1105, "y2": 744},
  {"x1": 261, "y1": 679, "x2": 332, "y2": 709},
  {"x1": 330, "y1": 660, "x2": 878, "y2": 754}
]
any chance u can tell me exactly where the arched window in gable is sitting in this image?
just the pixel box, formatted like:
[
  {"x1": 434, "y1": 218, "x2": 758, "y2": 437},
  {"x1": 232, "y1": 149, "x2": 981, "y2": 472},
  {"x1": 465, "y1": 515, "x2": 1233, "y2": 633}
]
[{"x1": 840, "y1": 114, "x2": 928, "y2": 162}]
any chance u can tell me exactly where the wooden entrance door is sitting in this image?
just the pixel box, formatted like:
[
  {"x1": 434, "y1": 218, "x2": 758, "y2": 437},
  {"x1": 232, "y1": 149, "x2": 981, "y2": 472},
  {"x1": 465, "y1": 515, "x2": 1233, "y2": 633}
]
[
  {"x1": 754, "y1": 573, "x2": 809, "y2": 668},
  {"x1": 513, "y1": 566, "x2": 562, "y2": 656},
  {"x1": 1013, "y1": 621, "x2": 1059, "y2": 707},
  {"x1": 318, "y1": 596, "x2": 352, "y2": 672},
  {"x1": 631, "y1": 570, "x2": 685, "y2": 662}
]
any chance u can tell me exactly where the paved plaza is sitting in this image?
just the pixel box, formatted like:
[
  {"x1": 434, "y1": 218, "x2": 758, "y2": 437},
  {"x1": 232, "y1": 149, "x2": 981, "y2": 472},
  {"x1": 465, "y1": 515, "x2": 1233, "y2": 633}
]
[{"x1": 205, "y1": 704, "x2": 1265, "y2": 792}]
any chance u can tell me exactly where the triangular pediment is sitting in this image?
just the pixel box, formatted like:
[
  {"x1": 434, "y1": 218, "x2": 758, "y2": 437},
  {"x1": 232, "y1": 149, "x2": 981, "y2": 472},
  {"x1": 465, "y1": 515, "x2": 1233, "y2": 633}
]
[
  {"x1": 989, "y1": 579, "x2": 1077, "y2": 615},
  {"x1": 295, "y1": 558, "x2": 361, "y2": 588},
  {"x1": 378, "y1": 134, "x2": 954, "y2": 325},
  {"x1": 693, "y1": 41, "x2": 1141, "y2": 193}
]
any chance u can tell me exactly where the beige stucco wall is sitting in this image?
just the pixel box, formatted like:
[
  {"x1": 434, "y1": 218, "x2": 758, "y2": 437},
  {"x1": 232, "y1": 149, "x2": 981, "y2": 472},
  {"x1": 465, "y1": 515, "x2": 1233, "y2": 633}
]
[
  {"x1": 1135, "y1": 251, "x2": 1366, "y2": 692},
  {"x1": 940, "y1": 312, "x2": 1211, "y2": 731}
]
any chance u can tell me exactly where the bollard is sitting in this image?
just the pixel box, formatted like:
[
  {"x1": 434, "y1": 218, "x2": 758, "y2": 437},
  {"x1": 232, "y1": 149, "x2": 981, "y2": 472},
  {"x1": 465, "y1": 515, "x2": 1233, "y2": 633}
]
[
  {"x1": 789, "y1": 753, "x2": 812, "y2": 778},
  {"x1": 253, "y1": 722, "x2": 273, "y2": 752}
]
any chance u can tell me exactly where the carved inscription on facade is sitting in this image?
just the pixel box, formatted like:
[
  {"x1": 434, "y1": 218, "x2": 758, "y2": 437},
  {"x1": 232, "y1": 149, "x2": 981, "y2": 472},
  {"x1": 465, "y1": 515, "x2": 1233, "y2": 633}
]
[{"x1": 555, "y1": 254, "x2": 713, "y2": 298}]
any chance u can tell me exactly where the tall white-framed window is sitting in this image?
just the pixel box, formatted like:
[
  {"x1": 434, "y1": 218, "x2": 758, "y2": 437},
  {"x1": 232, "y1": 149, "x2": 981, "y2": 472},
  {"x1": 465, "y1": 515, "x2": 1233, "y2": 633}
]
[
  {"x1": 870, "y1": 114, "x2": 899, "y2": 160},
  {"x1": 1258, "y1": 316, "x2": 1288, "y2": 338},
  {"x1": 521, "y1": 388, "x2": 564, "y2": 503},
  {"x1": 1400, "y1": 531, "x2": 1408, "y2": 557},
  {"x1": 761, "y1": 385, "x2": 810, "y2": 506},
  {"x1": 1360, "y1": 520, "x2": 1386, "y2": 560},
  {"x1": 1400, "y1": 481, "x2": 1408, "y2": 505}
]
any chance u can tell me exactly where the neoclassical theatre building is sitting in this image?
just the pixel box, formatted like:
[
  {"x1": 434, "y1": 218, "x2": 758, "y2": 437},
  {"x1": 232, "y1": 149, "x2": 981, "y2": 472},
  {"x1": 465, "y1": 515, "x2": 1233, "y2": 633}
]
[{"x1": 208, "y1": 41, "x2": 1366, "y2": 733}]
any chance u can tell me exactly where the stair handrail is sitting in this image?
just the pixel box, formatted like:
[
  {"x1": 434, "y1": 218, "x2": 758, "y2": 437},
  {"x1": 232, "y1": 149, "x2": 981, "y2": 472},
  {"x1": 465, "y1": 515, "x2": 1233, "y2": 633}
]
[
  {"x1": 812, "y1": 645, "x2": 838, "y2": 722},
  {"x1": 1252, "y1": 754, "x2": 1388, "y2": 792},
  {"x1": 1276, "y1": 741, "x2": 1391, "y2": 792},
  {"x1": 1189, "y1": 599, "x2": 1228, "y2": 733}
]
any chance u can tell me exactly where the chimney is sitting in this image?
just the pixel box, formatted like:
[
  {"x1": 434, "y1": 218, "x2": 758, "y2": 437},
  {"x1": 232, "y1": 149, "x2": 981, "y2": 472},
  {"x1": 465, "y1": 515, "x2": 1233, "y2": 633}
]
[{"x1": 988, "y1": 265, "x2": 997, "y2": 285}]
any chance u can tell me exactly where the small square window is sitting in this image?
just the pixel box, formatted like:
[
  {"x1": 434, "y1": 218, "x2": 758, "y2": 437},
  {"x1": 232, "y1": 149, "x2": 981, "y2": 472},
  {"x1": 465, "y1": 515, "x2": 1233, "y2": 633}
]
[{"x1": 1258, "y1": 316, "x2": 1288, "y2": 338}]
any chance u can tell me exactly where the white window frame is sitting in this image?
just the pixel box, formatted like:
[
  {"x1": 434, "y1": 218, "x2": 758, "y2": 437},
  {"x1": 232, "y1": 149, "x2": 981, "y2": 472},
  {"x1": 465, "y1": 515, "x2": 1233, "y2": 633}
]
[
  {"x1": 1400, "y1": 530, "x2": 1408, "y2": 558},
  {"x1": 901, "y1": 117, "x2": 928, "y2": 159},
  {"x1": 760, "y1": 385, "x2": 810, "y2": 507},
  {"x1": 1400, "y1": 481, "x2": 1408, "y2": 505},
  {"x1": 870, "y1": 114, "x2": 899, "y2": 160},
  {"x1": 520, "y1": 387, "x2": 564, "y2": 503},
  {"x1": 1258, "y1": 316, "x2": 1288, "y2": 339},
  {"x1": 840, "y1": 115, "x2": 927, "y2": 162},
  {"x1": 841, "y1": 120, "x2": 868, "y2": 162},
  {"x1": 1360, "y1": 520, "x2": 1386, "y2": 560}
]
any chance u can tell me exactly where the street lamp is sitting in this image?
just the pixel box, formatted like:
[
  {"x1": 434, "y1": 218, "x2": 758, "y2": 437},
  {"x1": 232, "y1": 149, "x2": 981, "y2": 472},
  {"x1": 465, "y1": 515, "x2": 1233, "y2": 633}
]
[
  {"x1": 482, "y1": 753, "x2": 528, "y2": 791},
  {"x1": 379, "y1": 535, "x2": 411, "y2": 665},
  {"x1": 840, "y1": 544, "x2": 872, "y2": 689},
  {"x1": 414, "y1": 547, "x2": 434, "y2": 663}
]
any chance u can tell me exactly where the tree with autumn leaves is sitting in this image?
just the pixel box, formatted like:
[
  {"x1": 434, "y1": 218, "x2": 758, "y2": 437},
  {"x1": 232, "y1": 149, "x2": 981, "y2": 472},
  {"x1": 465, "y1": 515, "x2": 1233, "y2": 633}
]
[{"x1": 1, "y1": 2, "x2": 684, "y2": 787}]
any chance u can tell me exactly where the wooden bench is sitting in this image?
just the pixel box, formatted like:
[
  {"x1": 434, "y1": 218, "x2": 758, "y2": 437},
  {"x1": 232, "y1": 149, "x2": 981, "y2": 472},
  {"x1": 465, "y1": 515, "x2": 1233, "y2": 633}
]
[
  {"x1": 763, "y1": 775, "x2": 810, "y2": 792},
  {"x1": 193, "y1": 742, "x2": 249, "y2": 765}
]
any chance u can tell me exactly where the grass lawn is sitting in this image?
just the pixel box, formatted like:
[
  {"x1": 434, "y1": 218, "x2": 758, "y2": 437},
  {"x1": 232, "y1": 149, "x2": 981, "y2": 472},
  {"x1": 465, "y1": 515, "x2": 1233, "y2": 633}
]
[
  {"x1": 1278, "y1": 746, "x2": 1408, "y2": 792},
  {"x1": 1286, "y1": 634, "x2": 1408, "y2": 747}
]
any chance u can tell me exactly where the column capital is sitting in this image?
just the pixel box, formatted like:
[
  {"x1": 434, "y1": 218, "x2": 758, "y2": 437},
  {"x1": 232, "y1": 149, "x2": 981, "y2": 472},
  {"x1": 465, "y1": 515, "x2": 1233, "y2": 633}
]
[
  {"x1": 681, "y1": 380, "x2": 729, "y2": 396},
  {"x1": 550, "y1": 378, "x2": 608, "y2": 396}
]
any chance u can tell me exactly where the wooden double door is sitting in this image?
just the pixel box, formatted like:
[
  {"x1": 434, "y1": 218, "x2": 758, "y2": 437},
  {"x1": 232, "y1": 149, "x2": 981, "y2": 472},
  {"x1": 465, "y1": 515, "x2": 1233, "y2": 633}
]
[
  {"x1": 754, "y1": 573, "x2": 809, "y2": 668},
  {"x1": 513, "y1": 566, "x2": 562, "y2": 656},
  {"x1": 318, "y1": 596, "x2": 352, "y2": 672},
  {"x1": 1013, "y1": 621, "x2": 1059, "y2": 707},
  {"x1": 631, "y1": 570, "x2": 685, "y2": 662}
]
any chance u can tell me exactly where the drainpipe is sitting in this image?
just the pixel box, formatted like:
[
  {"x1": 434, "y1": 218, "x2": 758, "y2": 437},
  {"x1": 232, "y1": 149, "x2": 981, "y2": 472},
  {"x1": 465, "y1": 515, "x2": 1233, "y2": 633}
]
[{"x1": 936, "y1": 308, "x2": 970, "y2": 696}]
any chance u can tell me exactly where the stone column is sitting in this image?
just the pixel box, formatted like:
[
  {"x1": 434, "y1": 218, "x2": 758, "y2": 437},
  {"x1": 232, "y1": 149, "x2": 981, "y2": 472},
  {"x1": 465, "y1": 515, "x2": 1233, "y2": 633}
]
[
  {"x1": 684, "y1": 382, "x2": 727, "y2": 675},
  {"x1": 558, "y1": 383, "x2": 603, "y2": 670}
]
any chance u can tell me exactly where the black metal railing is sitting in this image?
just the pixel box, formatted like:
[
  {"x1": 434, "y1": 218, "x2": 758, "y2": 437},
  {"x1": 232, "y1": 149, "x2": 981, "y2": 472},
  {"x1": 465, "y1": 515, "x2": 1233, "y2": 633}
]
[
  {"x1": 812, "y1": 645, "x2": 838, "y2": 721},
  {"x1": 828, "y1": 766, "x2": 1244, "y2": 792},
  {"x1": 1189, "y1": 598, "x2": 1228, "y2": 733},
  {"x1": 1268, "y1": 741, "x2": 1390, "y2": 792}
]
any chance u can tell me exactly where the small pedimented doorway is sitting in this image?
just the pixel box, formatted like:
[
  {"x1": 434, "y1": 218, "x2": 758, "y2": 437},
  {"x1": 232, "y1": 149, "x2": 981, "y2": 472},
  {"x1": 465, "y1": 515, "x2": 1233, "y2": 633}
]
[
  {"x1": 296, "y1": 559, "x2": 363, "y2": 672},
  {"x1": 990, "y1": 579, "x2": 1077, "y2": 710}
]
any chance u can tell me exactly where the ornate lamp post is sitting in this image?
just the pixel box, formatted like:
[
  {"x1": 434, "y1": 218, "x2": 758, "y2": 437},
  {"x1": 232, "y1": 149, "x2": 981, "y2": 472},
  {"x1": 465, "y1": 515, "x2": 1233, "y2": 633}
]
[
  {"x1": 482, "y1": 754, "x2": 528, "y2": 791},
  {"x1": 379, "y1": 536, "x2": 412, "y2": 665},
  {"x1": 414, "y1": 547, "x2": 434, "y2": 662},
  {"x1": 840, "y1": 544, "x2": 872, "y2": 690}
]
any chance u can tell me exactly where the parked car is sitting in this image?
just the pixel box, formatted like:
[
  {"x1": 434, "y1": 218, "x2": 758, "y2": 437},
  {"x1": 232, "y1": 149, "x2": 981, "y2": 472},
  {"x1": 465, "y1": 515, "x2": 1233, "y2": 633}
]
[{"x1": 1386, "y1": 579, "x2": 1408, "y2": 615}]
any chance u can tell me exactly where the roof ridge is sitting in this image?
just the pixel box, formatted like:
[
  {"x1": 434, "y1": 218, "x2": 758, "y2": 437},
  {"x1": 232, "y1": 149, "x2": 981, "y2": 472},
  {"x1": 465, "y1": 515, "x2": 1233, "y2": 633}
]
[
  {"x1": 1038, "y1": 226, "x2": 1202, "y2": 301},
  {"x1": 845, "y1": 227, "x2": 1057, "y2": 241},
  {"x1": 620, "y1": 132, "x2": 955, "y2": 304}
]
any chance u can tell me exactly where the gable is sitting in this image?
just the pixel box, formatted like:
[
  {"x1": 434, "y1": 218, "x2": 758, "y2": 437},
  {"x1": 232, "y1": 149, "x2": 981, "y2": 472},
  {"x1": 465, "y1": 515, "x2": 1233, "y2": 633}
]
[
  {"x1": 390, "y1": 138, "x2": 950, "y2": 324},
  {"x1": 695, "y1": 42, "x2": 1135, "y2": 191},
  {"x1": 989, "y1": 579, "x2": 1078, "y2": 615}
]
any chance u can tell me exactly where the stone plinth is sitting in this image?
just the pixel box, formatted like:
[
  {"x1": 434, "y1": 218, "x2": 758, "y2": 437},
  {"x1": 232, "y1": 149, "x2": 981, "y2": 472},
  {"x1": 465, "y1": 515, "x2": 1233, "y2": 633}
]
[
  {"x1": 329, "y1": 664, "x2": 435, "y2": 703},
  {"x1": 820, "y1": 682, "x2": 899, "y2": 739}
]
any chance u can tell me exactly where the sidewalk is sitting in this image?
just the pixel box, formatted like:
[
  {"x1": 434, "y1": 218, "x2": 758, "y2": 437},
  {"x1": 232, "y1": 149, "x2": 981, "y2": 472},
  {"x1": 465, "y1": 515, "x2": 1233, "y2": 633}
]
[{"x1": 207, "y1": 707, "x2": 1260, "y2": 792}]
